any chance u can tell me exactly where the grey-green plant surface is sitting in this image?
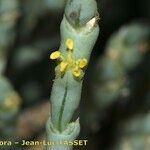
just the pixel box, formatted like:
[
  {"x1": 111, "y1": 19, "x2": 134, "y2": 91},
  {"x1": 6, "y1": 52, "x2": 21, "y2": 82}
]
[
  {"x1": 46, "y1": 0, "x2": 99, "y2": 150},
  {"x1": 0, "y1": 75, "x2": 21, "y2": 139},
  {"x1": 117, "y1": 113, "x2": 150, "y2": 150},
  {"x1": 81, "y1": 22, "x2": 150, "y2": 133},
  {"x1": 0, "y1": 0, "x2": 19, "y2": 74},
  {"x1": 0, "y1": 0, "x2": 22, "y2": 140},
  {"x1": 93, "y1": 23, "x2": 150, "y2": 110}
]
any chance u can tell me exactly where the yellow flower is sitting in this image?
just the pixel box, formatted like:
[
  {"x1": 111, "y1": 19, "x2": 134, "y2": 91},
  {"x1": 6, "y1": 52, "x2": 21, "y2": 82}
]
[
  {"x1": 72, "y1": 67, "x2": 81, "y2": 78},
  {"x1": 77, "y1": 59, "x2": 88, "y2": 68},
  {"x1": 50, "y1": 38, "x2": 87, "y2": 79},
  {"x1": 60, "y1": 62, "x2": 68, "y2": 73},
  {"x1": 4, "y1": 93, "x2": 21, "y2": 110},
  {"x1": 50, "y1": 51, "x2": 61, "y2": 60},
  {"x1": 66, "y1": 38, "x2": 74, "y2": 50}
]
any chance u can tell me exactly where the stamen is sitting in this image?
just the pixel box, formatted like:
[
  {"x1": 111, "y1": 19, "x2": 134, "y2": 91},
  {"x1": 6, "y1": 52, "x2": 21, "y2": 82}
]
[
  {"x1": 50, "y1": 51, "x2": 61, "y2": 60},
  {"x1": 77, "y1": 59, "x2": 88, "y2": 68},
  {"x1": 60, "y1": 62, "x2": 68, "y2": 73},
  {"x1": 72, "y1": 67, "x2": 81, "y2": 78},
  {"x1": 66, "y1": 38, "x2": 74, "y2": 50}
]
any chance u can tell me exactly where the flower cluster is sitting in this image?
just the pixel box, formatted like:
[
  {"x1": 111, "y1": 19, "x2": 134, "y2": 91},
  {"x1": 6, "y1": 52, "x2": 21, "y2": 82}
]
[{"x1": 50, "y1": 38, "x2": 88, "y2": 79}]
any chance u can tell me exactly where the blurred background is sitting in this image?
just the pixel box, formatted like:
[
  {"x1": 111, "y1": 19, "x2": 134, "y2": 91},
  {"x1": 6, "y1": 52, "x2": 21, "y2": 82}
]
[{"x1": 0, "y1": 0, "x2": 149, "y2": 150}]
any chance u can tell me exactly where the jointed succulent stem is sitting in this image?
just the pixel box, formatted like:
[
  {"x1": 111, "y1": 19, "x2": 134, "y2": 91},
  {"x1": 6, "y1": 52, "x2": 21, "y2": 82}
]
[{"x1": 46, "y1": 0, "x2": 99, "y2": 150}]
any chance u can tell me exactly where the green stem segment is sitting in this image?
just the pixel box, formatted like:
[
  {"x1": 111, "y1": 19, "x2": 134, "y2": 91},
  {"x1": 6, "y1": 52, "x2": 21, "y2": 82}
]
[{"x1": 47, "y1": 0, "x2": 99, "y2": 150}]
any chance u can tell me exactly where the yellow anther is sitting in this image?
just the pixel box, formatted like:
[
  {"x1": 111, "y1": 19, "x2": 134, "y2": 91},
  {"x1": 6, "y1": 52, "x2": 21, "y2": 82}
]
[
  {"x1": 66, "y1": 38, "x2": 74, "y2": 50},
  {"x1": 72, "y1": 67, "x2": 81, "y2": 78},
  {"x1": 78, "y1": 59, "x2": 88, "y2": 68},
  {"x1": 50, "y1": 51, "x2": 61, "y2": 60},
  {"x1": 50, "y1": 39, "x2": 87, "y2": 79},
  {"x1": 60, "y1": 62, "x2": 68, "y2": 73},
  {"x1": 4, "y1": 93, "x2": 21, "y2": 110}
]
